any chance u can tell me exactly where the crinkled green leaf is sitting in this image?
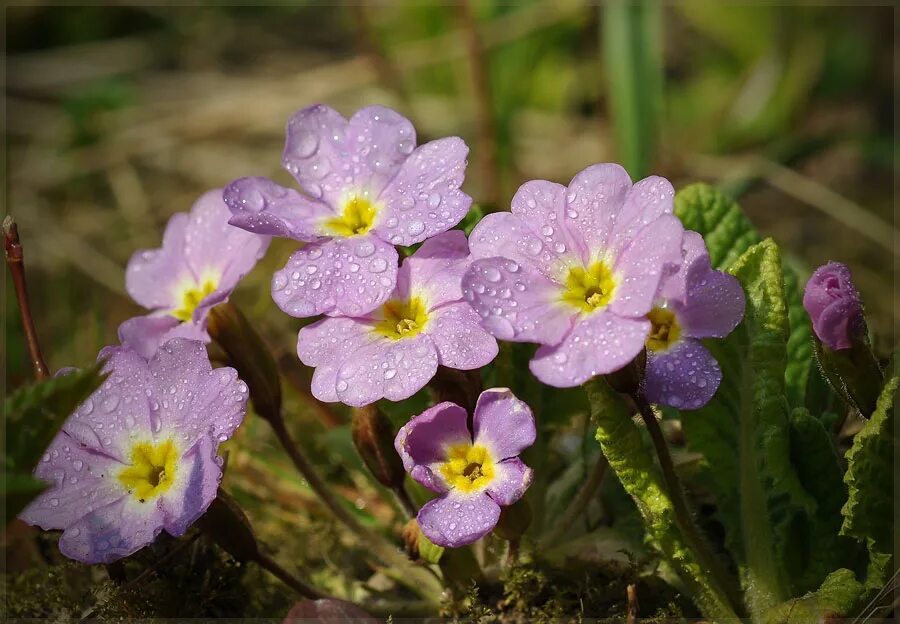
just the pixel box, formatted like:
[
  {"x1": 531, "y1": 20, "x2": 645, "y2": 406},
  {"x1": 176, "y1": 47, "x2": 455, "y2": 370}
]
[
  {"x1": 3, "y1": 472, "x2": 49, "y2": 524},
  {"x1": 4, "y1": 363, "x2": 107, "y2": 472},
  {"x1": 761, "y1": 568, "x2": 866, "y2": 624},
  {"x1": 682, "y1": 239, "x2": 816, "y2": 616},
  {"x1": 841, "y1": 356, "x2": 897, "y2": 571},
  {"x1": 585, "y1": 377, "x2": 739, "y2": 620},
  {"x1": 674, "y1": 183, "x2": 812, "y2": 408}
]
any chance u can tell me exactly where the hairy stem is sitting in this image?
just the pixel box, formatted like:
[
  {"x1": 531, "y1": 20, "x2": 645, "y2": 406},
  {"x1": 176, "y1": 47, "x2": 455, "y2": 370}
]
[
  {"x1": 3, "y1": 217, "x2": 50, "y2": 379},
  {"x1": 394, "y1": 484, "x2": 418, "y2": 519},
  {"x1": 633, "y1": 395, "x2": 743, "y2": 612}
]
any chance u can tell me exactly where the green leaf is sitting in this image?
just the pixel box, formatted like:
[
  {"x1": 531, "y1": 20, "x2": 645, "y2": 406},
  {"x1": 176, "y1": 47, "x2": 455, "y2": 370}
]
[
  {"x1": 585, "y1": 377, "x2": 740, "y2": 620},
  {"x1": 682, "y1": 239, "x2": 817, "y2": 617},
  {"x1": 4, "y1": 363, "x2": 107, "y2": 472},
  {"x1": 601, "y1": 0, "x2": 662, "y2": 179},
  {"x1": 785, "y1": 409, "x2": 859, "y2": 594},
  {"x1": 674, "y1": 183, "x2": 814, "y2": 409},
  {"x1": 417, "y1": 531, "x2": 445, "y2": 565},
  {"x1": 3, "y1": 472, "x2": 49, "y2": 524},
  {"x1": 841, "y1": 356, "x2": 897, "y2": 575},
  {"x1": 760, "y1": 568, "x2": 867, "y2": 624}
]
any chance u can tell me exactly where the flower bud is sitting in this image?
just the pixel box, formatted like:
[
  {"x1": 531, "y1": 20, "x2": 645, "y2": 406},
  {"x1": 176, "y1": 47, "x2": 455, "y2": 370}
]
[
  {"x1": 804, "y1": 262, "x2": 882, "y2": 415},
  {"x1": 351, "y1": 405, "x2": 405, "y2": 488},
  {"x1": 207, "y1": 302, "x2": 282, "y2": 425}
]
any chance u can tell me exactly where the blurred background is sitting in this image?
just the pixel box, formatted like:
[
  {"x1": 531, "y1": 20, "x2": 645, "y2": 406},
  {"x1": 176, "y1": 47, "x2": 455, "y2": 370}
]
[{"x1": 3, "y1": 2, "x2": 895, "y2": 615}]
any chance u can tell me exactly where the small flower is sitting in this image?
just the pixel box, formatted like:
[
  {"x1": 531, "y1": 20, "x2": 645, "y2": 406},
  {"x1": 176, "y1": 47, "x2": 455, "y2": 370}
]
[
  {"x1": 121, "y1": 190, "x2": 269, "y2": 359},
  {"x1": 642, "y1": 231, "x2": 745, "y2": 409},
  {"x1": 20, "y1": 339, "x2": 248, "y2": 564},
  {"x1": 394, "y1": 389, "x2": 535, "y2": 548},
  {"x1": 298, "y1": 231, "x2": 497, "y2": 407},
  {"x1": 803, "y1": 262, "x2": 863, "y2": 351},
  {"x1": 224, "y1": 104, "x2": 472, "y2": 318},
  {"x1": 462, "y1": 164, "x2": 684, "y2": 387}
]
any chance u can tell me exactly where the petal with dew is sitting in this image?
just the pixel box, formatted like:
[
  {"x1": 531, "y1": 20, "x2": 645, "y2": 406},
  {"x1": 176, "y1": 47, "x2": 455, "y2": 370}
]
[
  {"x1": 376, "y1": 137, "x2": 471, "y2": 246},
  {"x1": 399, "y1": 230, "x2": 470, "y2": 308},
  {"x1": 393, "y1": 401, "x2": 470, "y2": 472},
  {"x1": 126, "y1": 213, "x2": 192, "y2": 310},
  {"x1": 529, "y1": 312, "x2": 650, "y2": 387},
  {"x1": 645, "y1": 338, "x2": 722, "y2": 410},
  {"x1": 428, "y1": 302, "x2": 499, "y2": 370},
  {"x1": 472, "y1": 388, "x2": 535, "y2": 460},
  {"x1": 58, "y1": 494, "x2": 163, "y2": 564},
  {"x1": 298, "y1": 317, "x2": 379, "y2": 403},
  {"x1": 159, "y1": 434, "x2": 222, "y2": 536},
  {"x1": 562, "y1": 163, "x2": 632, "y2": 258},
  {"x1": 272, "y1": 236, "x2": 398, "y2": 318},
  {"x1": 224, "y1": 176, "x2": 334, "y2": 241},
  {"x1": 417, "y1": 491, "x2": 500, "y2": 548},
  {"x1": 486, "y1": 458, "x2": 533, "y2": 506}
]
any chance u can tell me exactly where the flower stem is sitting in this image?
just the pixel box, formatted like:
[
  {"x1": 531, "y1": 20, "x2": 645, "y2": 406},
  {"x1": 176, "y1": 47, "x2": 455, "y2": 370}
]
[
  {"x1": 256, "y1": 552, "x2": 324, "y2": 600},
  {"x1": 3, "y1": 217, "x2": 49, "y2": 380},
  {"x1": 632, "y1": 394, "x2": 743, "y2": 612},
  {"x1": 394, "y1": 484, "x2": 418, "y2": 519}
]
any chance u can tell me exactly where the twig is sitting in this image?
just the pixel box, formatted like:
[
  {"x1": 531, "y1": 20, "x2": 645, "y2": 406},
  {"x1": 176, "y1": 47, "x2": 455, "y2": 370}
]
[
  {"x1": 626, "y1": 583, "x2": 639, "y2": 624},
  {"x1": 541, "y1": 453, "x2": 609, "y2": 546},
  {"x1": 456, "y1": 0, "x2": 502, "y2": 209},
  {"x1": 3, "y1": 216, "x2": 50, "y2": 379},
  {"x1": 633, "y1": 394, "x2": 744, "y2": 614}
]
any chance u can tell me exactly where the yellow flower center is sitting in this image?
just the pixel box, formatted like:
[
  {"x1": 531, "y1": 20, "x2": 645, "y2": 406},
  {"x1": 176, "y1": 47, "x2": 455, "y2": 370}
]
[
  {"x1": 561, "y1": 261, "x2": 617, "y2": 312},
  {"x1": 439, "y1": 444, "x2": 496, "y2": 493},
  {"x1": 171, "y1": 279, "x2": 217, "y2": 322},
  {"x1": 117, "y1": 439, "x2": 178, "y2": 503},
  {"x1": 646, "y1": 306, "x2": 682, "y2": 353},
  {"x1": 372, "y1": 297, "x2": 429, "y2": 340},
  {"x1": 324, "y1": 196, "x2": 378, "y2": 237}
]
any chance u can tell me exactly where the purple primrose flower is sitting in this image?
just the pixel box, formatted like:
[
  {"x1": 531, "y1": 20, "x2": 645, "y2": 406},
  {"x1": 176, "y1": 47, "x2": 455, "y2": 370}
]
[
  {"x1": 20, "y1": 339, "x2": 248, "y2": 564},
  {"x1": 394, "y1": 389, "x2": 535, "y2": 548},
  {"x1": 643, "y1": 231, "x2": 745, "y2": 409},
  {"x1": 224, "y1": 104, "x2": 472, "y2": 318},
  {"x1": 121, "y1": 190, "x2": 270, "y2": 359},
  {"x1": 298, "y1": 231, "x2": 497, "y2": 407},
  {"x1": 802, "y1": 262, "x2": 863, "y2": 351},
  {"x1": 462, "y1": 163, "x2": 684, "y2": 387}
]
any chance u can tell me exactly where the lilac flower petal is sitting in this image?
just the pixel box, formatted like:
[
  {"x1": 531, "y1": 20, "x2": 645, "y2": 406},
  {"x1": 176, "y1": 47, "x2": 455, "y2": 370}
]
[
  {"x1": 659, "y1": 230, "x2": 708, "y2": 303},
  {"x1": 58, "y1": 494, "x2": 162, "y2": 564},
  {"x1": 346, "y1": 105, "x2": 417, "y2": 196},
  {"x1": 126, "y1": 213, "x2": 191, "y2": 310},
  {"x1": 393, "y1": 401, "x2": 471, "y2": 472},
  {"x1": 511, "y1": 179, "x2": 589, "y2": 265},
  {"x1": 609, "y1": 214, "x2": 684, "y2": 318},
  {"x1": 20, "y1": 433, "x2": 125, "y2": 531},
  {"x1": 607, "y1": 175, "x2": 675, "y2": 259},
  {"x1": 644, "y1": 339, "x2": 722, "y2": 410},
  {"x1": 224, "y1": 176, "x2": 333, "y2": 241},
  {"x1": 376, "y1": 137, "x2": 471, "y2": 246},
  {"x1": 281, "y1": 104, "x2": 352, "y2": 206},
  {"x1": 409, "y1": 464, "x2": 448, "y2": 493},
  {"x1": 117, "y1": 314, "x2": 209, "y2": 361},
  {"x1": 468, "y1": 212, "x2": 580, "y2": 282},
  {"x1": 159, "y1": 434, "x2": 222, "y2": 536},
  {"x1": 676, "y1": 263, "x2": 746, "y2": 339},
  {"x1": 398, "y1": 230, "x2": 470, "y2": 308},
  {"x1": 486, "y1": 458, "x2": 533, "y2": 506},
  {"x1": 529, "y1": 312, "x2": 650, "y2": 387},
  {"x1": 272, "y1": 236, "x2": 398, "y2": 318},
  {"x1": 428, "y1": 302, "x2": 499, "y2": 370},
  {"x1": 417, "y1": 491, "x2": 500, "y2": 548},
  {"x1": 472, "y1": 388, "x2": 536, "y2": 460},
  {"x1": 335, "y1": 334, "x2": 439, "y2": 406},
  {"x1": 563, "y1": 163, "x2": 632, "y2": 257},
  {"x1": 298, "y1": 317, "x2": 377, "y2": 403},
  {"x1": 183, "y1": 190, "x2": 271, "y2": 291},
  {"x1": 62, "y1": 347, "x2": 152, "y2": 463},
  {"x1": 814, "y1": 297, "x2": 858, "y2": 351},
  {"x1": 462, "y1": 257, "x2": 574, "y2": 345},
  {"x1": 148, "y1": 339, "x2": 247, "y2": 445}
]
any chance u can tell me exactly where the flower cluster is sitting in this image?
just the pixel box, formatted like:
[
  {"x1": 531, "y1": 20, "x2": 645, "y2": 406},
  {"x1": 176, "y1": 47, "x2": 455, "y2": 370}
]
[{"x1": 21, "y1": 340, "x2": 247, "y2": 564}]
